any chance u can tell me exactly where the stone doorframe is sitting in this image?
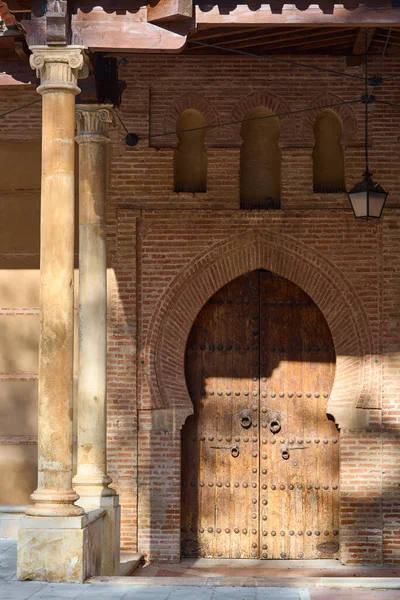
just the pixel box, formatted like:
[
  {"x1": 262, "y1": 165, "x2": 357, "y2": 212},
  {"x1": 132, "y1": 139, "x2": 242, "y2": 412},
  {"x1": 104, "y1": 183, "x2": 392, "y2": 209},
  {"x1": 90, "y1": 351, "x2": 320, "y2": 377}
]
[{"x1": 145, "y1": 231, "x2": 376, "y2": 432}]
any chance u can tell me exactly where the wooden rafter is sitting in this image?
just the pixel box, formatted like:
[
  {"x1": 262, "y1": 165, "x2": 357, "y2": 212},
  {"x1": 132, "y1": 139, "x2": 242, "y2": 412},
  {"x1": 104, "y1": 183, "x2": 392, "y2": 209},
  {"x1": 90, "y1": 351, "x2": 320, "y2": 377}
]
[
  {"x1": 225, "y1": 27, "x2": 356, "y2": 52},
  {"x1": 192, "y1": 26, "x2": 268, "y2": 43},
  {"x1": 187, "y1": 26, "x2": 359, "y2": 55},
  {"x1": 347, "y1": 27, "x2": 376, "y2": 66},
  {"x1": 192, "y1": 27, "x2": 319, "y2": 50}
]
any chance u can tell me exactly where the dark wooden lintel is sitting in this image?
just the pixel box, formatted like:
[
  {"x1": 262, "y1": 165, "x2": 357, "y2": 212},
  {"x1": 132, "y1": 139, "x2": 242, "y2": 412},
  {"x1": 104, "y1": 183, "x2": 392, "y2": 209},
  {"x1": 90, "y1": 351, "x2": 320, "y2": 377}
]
[{"x1": 346, "y1": 27, "x2": 376, "y2": 66}]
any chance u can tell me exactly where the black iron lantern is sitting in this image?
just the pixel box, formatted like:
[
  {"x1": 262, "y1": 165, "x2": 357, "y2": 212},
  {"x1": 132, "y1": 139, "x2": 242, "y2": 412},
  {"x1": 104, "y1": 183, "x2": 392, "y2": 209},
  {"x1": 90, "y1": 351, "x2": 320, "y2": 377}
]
[
  {"x1": 348, "y1": 169, "x2": 388, "y2": 219},
  {"x1": 347, "y1": 33, "x2": 388, "y2": 219}
]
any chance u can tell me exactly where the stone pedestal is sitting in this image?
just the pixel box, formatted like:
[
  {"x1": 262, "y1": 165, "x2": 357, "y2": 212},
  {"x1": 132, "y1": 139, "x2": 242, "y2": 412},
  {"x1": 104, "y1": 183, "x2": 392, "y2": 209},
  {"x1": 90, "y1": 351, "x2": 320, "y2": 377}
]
[
  {"x1": 78, "y1": 496, "x2": 120, "y2": 575},
  {"x1": 18, "y1": 511, "x2": 105, "y2": 583}
]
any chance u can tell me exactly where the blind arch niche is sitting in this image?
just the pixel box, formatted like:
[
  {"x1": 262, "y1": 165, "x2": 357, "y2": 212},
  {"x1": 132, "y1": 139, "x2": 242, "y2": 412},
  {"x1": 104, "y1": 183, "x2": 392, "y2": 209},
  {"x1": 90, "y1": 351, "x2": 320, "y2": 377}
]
[
  {"x1": 240, "y1": 106, "x2": 281, "y2": 209},
  {"x1": 313, "y1": 110, "x2": 345, "y2": 194},
  {"x1": 174, "y1": 109, "x2": 207, "y2": 193}
]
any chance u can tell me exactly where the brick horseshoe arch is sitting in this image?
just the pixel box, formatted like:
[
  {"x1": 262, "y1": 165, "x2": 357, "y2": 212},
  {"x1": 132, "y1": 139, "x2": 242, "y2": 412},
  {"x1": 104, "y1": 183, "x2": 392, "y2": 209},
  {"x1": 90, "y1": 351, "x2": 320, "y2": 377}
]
[{"x1": 146, "y1": 233, "x2": 375, "y2": 430}]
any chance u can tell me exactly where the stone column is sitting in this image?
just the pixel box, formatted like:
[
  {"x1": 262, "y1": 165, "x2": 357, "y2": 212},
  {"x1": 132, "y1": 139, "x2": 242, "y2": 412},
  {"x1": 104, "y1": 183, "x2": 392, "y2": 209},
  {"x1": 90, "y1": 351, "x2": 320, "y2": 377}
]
[
  {"x1": 73, "y1": 104, "x2": 116, "y2": 501},
  {"x1": 26, "y1": 46, "x2": 87, "y2": 517}
]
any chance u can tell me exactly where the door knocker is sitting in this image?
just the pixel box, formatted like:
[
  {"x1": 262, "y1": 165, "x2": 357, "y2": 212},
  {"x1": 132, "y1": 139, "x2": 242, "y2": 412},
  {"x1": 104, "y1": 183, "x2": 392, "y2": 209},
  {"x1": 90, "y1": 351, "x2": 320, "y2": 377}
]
[
  {"x1": 238, "y1": 408, "x2": 252, "y2": 429},
  {"x1": 231, "y1": 445, "x2": 240, "y2": 458},
  {"x1": 265, "y1": 410, "x2": 283, "y2": 434},
  {"x1": 281, "y1": 447, "x2": 290, "y2": 460},
  {"x1": 269, "y1": 418, "x2": 281, "y2": 434}
]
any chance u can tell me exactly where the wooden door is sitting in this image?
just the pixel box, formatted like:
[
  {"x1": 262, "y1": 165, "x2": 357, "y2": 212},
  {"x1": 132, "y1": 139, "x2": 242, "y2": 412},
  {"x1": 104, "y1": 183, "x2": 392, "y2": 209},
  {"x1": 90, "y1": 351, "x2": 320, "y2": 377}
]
[{"x1": 181, "y1": 270, "x2": 338, "y2": 560}]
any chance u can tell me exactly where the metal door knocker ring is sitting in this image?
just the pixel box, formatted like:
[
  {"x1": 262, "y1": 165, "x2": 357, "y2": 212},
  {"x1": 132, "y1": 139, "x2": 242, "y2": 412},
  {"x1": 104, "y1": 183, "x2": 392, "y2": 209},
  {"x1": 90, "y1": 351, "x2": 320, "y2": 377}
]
[
  {"x1": 238, "y1": 409, "x2": 252, "y2": 429},
  {"x1": 269, "y1": 419, "x2": 281, "y2": 434},
  {"x1": 281, "y1": 448, "x2": 290, "y2": 460},
  {"x1": 231, "y1": 445, "x2": 240, "y2": 458}
]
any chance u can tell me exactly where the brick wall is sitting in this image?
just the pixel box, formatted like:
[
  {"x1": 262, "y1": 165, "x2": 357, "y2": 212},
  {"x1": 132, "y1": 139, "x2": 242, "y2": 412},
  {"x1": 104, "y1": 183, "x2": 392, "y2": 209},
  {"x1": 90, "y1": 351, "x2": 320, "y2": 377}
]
[{"x1": 1, "y1": 52, "x2": 400, "y2": 563}]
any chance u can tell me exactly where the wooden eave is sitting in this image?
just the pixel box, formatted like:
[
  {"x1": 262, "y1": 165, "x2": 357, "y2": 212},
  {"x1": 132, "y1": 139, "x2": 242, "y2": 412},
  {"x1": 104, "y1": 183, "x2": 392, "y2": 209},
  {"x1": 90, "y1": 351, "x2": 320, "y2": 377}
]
[
  {"x1": 1, "y1": 1, "x2": 400, "y2": 68},
  {"x1": 195, "y1": 3, "x2": 400, "y2": 29}
]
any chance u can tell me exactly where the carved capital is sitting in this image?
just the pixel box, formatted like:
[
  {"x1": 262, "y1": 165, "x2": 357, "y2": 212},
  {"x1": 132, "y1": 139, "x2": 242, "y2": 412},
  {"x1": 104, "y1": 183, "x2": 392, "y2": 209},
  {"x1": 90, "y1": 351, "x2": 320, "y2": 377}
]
[
  {"x1": 75, "y1": 104, "x2": 114, "y2": 143},
  {"x1": 29, "y1": 45, "x2": 88, "y2": 95}
]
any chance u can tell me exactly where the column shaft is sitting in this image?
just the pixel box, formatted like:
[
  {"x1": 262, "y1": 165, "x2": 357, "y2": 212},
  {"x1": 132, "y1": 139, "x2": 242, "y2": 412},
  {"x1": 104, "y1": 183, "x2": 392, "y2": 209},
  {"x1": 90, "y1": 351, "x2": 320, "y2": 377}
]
[
  {"x1": 26, "y1": 46, "x2": 87, "y2": 517},
  {"x1": 73, "y1": 105, "x2": 115, "y2": 499}
]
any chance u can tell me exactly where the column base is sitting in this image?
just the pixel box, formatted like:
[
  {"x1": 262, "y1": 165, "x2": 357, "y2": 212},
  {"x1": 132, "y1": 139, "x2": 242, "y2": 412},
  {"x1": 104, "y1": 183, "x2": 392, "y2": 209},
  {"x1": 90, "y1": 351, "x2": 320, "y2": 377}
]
[
  {"x1": 25, "y1": 489, "x2": 84, "y2": 517},
  {"x1": 73, "y1": 469, "x2": 117, "y2": 498}
]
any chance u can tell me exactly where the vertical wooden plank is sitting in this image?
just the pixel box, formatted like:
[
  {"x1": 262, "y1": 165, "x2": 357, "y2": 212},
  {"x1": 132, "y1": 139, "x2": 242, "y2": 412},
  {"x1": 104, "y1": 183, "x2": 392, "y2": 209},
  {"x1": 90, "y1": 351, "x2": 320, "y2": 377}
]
[
  {"x1": 260, "y1": 270, "x2": 337, "y2": 559},
  {"x1": 182, "y1": 272, "x2": 259, "y2": 558}
]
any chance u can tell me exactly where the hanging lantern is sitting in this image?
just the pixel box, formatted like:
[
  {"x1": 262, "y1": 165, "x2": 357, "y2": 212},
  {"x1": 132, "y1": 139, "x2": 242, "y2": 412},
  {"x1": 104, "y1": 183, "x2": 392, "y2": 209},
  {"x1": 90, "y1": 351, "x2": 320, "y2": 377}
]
[
  {"x1": 348, "y1": 169, "x2": 388, "y2": 219},
  {"x1": 348, "y1": 32, "x2": 389, "y2": 219}
]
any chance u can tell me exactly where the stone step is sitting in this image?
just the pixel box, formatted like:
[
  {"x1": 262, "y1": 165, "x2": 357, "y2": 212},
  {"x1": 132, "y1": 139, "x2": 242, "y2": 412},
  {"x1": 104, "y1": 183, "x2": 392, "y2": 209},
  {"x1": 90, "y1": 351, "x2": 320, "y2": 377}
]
[
  {"x1": 88, "y1": 576, "x2": 400, "y2": 589},
  {"x1": 119, "y1": 552, "x2": 144, "y2": 576}
]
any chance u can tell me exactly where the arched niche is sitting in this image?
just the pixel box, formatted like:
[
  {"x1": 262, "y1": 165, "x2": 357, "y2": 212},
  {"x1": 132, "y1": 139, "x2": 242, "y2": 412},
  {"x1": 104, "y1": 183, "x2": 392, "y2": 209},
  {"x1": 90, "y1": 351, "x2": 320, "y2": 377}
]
[
  {"x1": 313, "y1": 110, "x2": 345, "y2": 194},
  {"x1": 240, "y1": 107, "x2": 281, "y2": 209},
  {"x1": 174, "y1": 109, "x2": 207, "y2": 193}
]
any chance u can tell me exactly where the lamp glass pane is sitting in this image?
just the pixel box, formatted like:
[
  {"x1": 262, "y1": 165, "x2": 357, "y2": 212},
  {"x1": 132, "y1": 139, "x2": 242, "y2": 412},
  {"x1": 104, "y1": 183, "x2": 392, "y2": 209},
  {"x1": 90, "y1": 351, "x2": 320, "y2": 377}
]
[
  {"x1": 349, "y1": 191, "x2": 367, "y2": 218},
  {"x1": 368, "y1": 191, "x2": 386, "y2": 218}
]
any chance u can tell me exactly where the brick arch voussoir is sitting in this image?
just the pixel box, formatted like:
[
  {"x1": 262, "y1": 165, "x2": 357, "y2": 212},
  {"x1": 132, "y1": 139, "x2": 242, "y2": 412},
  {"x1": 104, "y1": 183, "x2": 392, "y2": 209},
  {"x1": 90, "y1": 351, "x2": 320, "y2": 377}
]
[
  {"x1": 146, "y1": 234, "x2": 373, "y2": 429},
  {"x1": 302, "y1": 92, "x2": 359, "y2": 144},
  {"x1": 163, "y1": 92, "x2": 220, "y2": 146},
  {"x1": 231, "y1": 92, "x2": 294, "y2": 143}
]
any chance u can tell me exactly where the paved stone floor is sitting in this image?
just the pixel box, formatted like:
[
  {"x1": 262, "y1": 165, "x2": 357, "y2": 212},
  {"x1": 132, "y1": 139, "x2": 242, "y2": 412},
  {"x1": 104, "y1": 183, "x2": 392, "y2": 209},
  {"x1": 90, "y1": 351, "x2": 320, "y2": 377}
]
[
  {"x1": 2, "y1": 540, "x2": 400, "y2": 599},
  {"x1": 134, "y1": 558, "x2": 400, "y2": 579}
]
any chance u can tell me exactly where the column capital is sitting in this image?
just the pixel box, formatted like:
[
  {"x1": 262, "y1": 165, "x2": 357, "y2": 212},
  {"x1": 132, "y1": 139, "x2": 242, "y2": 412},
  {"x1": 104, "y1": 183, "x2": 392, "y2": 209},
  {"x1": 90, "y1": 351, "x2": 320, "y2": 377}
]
[
  {"x1": 29, "y1": 45, "x2": 88, "y2": 95},
  {"x1": 76, "y1": 104, "x2": 114, "y2": 144}
]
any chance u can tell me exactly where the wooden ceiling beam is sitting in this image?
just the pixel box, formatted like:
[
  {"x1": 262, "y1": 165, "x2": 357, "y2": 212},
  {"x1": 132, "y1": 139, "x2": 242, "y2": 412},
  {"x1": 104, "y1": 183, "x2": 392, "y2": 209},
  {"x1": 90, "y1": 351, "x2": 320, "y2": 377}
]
[
  {"x1": 193, "y1": 26, "x2": 269, "y2": 43},
  {"x1": 224, "y1": 27, "x2": 355, "y2": 52},
  {"x1": 189, "y1": 27, "x2": 317, "y2": 49},
  {"x1": 346, "y1": 27, "x2": 376, "y2": 66},
  {"x1": 373, "y1": 37, "x2": 400, "y2": 48},
  {"x1": 254, "y1": 33, "x2": 355, "y2": 54},
  {"x1": 196, "y1": 4, "x2": 400, "y2": 29}
]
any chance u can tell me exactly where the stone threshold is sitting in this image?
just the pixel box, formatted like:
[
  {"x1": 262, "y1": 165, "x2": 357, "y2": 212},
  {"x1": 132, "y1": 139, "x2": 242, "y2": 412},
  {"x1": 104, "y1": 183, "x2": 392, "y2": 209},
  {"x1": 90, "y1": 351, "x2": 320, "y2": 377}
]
[
  {"x1": 119, "y1": 552, "x2": 144, "y2": 576},
  {"x1": 88, "y1": 576, "x2": 400, "y2": 588}
]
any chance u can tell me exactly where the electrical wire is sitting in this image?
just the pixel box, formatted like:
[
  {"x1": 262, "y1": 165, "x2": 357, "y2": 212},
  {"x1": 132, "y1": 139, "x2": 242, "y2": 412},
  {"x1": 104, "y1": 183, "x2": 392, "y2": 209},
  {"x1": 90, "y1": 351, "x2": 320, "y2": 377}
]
[
  {"x1": 187, "y1": 40, "x2": 365, "y2": 82},
  {"x1": 113, "y1": 109, "x2": 130, "y2": 135},
  {"x1": 376, "y1": 26, "x2": 392, "y2": 77},
  {"x1": 364, "y1": 31, "x2": 370, "y2": 172},
  {"x1": 0, "y1": 98, "x2": 40, "y2": 119},
  {"x1": 136, "y1": 99, "x2": 361, "y2": 142},
  {"x1": 375, "y1": 99, "x2": 400, "y2": 109}
]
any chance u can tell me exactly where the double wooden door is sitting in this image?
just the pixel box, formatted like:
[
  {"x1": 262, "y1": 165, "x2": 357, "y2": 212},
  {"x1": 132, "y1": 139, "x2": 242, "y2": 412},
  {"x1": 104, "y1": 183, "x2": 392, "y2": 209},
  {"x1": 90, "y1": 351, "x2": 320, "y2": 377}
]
[{"x1": 181, "y1": 270, "x2": 339, "y2": 560}]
